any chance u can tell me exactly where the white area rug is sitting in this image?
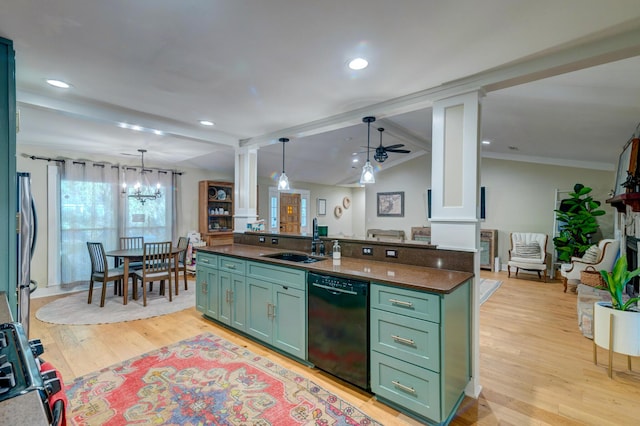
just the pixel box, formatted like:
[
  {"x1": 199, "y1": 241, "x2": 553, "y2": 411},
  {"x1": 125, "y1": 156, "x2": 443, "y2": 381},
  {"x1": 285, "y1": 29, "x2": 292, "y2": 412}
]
[
  {"x1": 36, "y1": 282, "x2": 196, "y2": 325},
  {"x1": 479, "y1": 279, "x2": 503, "y2": 305}
]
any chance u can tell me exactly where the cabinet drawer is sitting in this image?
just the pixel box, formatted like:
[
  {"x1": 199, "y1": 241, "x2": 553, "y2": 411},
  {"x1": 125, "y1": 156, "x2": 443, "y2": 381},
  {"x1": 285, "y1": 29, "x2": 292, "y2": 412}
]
[
  {"x1": 371, "y1": 309, "x2": 440, "y2": 372},
  {"x1": 247, "y1": 261, "x2": 306, "y2": 290},
  {"x1": 197, "y1": 252, "x2": 217, "y2": 267},
  {"x1": 371, "y1": 351, "x2": 441, "y2": 422},
  {"x1": 218, "y1": 256, "x2": 246, "y2": 274},
  {"x1": 371, "y1": 283, "x2": 440, "y2": 323}
]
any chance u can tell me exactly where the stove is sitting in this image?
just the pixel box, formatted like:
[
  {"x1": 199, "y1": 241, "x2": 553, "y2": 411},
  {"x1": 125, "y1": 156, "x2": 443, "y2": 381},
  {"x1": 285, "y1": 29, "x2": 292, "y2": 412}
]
[{"x1": 0, "y1": 322, "x2": 65, "y2": 425}]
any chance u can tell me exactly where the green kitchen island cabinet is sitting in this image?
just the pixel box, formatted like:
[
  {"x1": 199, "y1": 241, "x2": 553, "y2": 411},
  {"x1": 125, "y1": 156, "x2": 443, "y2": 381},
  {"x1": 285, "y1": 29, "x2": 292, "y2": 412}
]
[
  {"x1": 195, "y1": 252, "x2": 218, "y2": 319},
  {"x1": 218, "y1": 256, "x2": 247, "y2": 331},
  {"x1": 370, "y1": 280, "x2": 471, "y2": 425},
  {"x1": 245, "y1": 261, "x2": 307, "y2": 361}
]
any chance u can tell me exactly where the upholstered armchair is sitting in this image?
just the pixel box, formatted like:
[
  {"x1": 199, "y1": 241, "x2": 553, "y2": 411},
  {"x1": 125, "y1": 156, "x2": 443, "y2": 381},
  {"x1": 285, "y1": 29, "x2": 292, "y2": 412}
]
[
  {"x1": 507, "y1": 232, "x2": 549, "y2": 282},
  {"x1": 559, "y1": 238, "x2": 620, "y2": 293}
]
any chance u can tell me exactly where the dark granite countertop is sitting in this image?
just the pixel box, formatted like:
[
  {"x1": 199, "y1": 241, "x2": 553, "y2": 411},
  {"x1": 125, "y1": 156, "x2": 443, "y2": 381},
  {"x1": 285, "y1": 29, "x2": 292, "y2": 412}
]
[{"x1": 199, "y1": 244, "x2": 473, "y2": 294}]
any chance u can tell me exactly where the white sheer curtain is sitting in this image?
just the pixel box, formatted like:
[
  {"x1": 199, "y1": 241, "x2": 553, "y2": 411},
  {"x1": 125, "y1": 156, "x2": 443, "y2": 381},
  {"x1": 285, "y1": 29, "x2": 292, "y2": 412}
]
[
  {"x1": 59, "y1": 160, "x2": 179, "y2": 285},
  {"x1": 60, "y1": 161, "x2": 120, "y2": 284}
]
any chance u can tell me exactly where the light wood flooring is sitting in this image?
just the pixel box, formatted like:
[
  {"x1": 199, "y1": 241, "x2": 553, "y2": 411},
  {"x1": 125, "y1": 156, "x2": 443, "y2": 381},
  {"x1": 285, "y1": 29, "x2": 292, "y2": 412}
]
[{"x1": 30, "y1": 271, "x2": 640, "y2": 425}]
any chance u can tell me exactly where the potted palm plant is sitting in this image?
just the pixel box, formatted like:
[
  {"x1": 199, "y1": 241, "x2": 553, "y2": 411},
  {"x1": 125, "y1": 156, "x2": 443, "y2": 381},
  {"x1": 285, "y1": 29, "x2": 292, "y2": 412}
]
[{"x1": 593, "y1": 255, "x2": 640, "y2": 377}]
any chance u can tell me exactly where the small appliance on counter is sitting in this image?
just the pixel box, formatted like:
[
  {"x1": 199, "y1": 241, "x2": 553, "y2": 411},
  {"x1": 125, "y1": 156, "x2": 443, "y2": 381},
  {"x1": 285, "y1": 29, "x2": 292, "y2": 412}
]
[{"x1": 0, "y1": 322, "x2": 66, "y2": 425}]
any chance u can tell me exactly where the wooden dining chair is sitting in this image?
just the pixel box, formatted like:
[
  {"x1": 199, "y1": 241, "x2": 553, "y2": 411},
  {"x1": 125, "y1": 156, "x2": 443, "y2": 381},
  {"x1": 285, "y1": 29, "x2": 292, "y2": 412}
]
[
  {"x1": 119, "y1": 236, "x2": 144, "y2": 269},
  {"x1": 87, "y1": 242, "x2": 130, "y2": 307},
  {"x1": 132, "y1": 241, "x2": 173, "y2": 307},
  {"x1": 173, "y1": 236, "x2": 190, "y2": 292}
]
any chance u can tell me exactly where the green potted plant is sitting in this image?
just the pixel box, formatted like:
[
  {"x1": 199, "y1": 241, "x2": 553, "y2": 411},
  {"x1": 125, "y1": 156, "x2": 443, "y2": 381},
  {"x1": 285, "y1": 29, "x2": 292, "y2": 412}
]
[
  {"x1": 597, "y1": 255, "x2": 640, "y2": 311},
  {"x1": 593, "y1": 255, "x2": 640, "y2": 377},
  {"x1": 553, "y1": 183, "x2": 606, "y2": 262}
]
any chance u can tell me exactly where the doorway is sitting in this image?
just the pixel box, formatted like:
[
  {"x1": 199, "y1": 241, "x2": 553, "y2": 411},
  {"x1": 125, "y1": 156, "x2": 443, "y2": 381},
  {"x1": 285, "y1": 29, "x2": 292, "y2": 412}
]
[{"x1": 279, "y1": 192, "x2": 301, "y2": 233}]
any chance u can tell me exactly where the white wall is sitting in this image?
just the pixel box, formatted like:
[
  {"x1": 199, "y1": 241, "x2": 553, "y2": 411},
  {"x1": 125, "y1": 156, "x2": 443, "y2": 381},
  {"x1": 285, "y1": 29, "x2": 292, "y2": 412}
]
[
  {"x1": 480, "y1": 157, "x2": 615, "y2": 265},
  {"x1": 362, "y1": 154, "x2": 615, "y2": 264},
  {"x1": 363, "y1": 154, "x2": 432, "y2": 236},
  {"x1": 257, "y1": 177, "x2": 361, "y2": 237},
  {"x1": 17, "y1": 147, "x2": 232, "y2": 288}
]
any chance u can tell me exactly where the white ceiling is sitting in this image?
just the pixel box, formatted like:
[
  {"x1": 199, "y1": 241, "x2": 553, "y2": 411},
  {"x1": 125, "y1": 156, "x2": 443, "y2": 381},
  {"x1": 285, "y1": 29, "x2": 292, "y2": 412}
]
[{"x1": 3, "y1": 1, "x2": 640, "y2": 186}]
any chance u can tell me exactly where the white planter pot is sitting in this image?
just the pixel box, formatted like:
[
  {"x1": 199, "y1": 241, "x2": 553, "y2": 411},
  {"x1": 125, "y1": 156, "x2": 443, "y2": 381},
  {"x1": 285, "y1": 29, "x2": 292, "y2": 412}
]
[{"x1": 593, "y1": 301, "x2": 640, "y2": 356}]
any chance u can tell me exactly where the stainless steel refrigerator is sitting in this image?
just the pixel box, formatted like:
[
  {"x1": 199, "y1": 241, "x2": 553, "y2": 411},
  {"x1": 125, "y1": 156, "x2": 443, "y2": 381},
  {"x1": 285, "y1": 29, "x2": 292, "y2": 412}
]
[{"x1": 17, "y1": 172, "x2": 37, "y2": 337}]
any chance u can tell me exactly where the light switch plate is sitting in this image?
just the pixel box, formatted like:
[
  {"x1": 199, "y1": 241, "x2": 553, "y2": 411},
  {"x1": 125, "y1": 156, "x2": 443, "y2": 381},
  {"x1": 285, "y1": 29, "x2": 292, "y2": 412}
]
[
  {"x1": 362, "y1": 247, "x2": 373, "y2": 255},
  {"x1": 385, "y1": 249, "x2": 398, "y2": 258},
  {"x1": 271, "y1": 238, "x2": 278, "y2": 244},
  {"x1": 259, "y1": 236, "x2": 266, "y2": 243}
]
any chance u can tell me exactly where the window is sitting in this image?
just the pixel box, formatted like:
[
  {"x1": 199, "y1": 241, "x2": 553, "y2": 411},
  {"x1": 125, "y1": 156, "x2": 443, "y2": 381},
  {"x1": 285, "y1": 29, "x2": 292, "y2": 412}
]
[
  {"x1": 270, "y1": 196, "x2": 278, "y2": 230},
  {"x1": 57, "y1": 162, "x2": 175, "y2": 285}
]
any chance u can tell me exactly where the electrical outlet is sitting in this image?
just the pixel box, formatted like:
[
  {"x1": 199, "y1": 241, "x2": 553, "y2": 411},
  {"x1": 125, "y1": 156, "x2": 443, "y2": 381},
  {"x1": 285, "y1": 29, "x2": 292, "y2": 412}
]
[
  {"x1": 259, "y1": 236, "x2": 265, "y2": 243},
  {"x1": 271, "y1": 238, "x2": 278, "y2": 245},
  {"x1": 385, "y1": 249, "x2": 398, "y2": 258},
  {"x1": 362, "y1": 247, "x2": 373, "y2": 255}
]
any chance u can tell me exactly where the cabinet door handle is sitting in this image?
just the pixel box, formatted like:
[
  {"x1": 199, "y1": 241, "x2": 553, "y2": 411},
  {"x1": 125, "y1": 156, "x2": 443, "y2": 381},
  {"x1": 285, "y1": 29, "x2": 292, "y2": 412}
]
[
  {"x1": 228, "y1": 290, "x2": 233, "y2": 304},
  {"x1": 201, "y1": 258, "x2": 209, "y2": 263},
  {"x1": 392, "y1": 380, "x2": 416, "y2": 395},
  {"x1": 391, "y1": 335, "x2": 415, "y2": 346},
  {"x1": 201, "y1": 281, "x2": 207, "y2": 294},
  {"x1": 224, "y1": 263, "x2": 235, "y2": 269},
  {"x1": 267, "y1": 303, "x2": 273, "y2": 318},
  {"x1": 389, "y1": 298, "x2": 413, "y2": 308}
]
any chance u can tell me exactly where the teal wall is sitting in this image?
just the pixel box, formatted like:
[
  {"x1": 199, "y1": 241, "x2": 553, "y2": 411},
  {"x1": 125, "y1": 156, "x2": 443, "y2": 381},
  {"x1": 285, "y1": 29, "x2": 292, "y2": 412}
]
[{"x1": 0, "y1": 37, "x2": 17, "y2": 318}]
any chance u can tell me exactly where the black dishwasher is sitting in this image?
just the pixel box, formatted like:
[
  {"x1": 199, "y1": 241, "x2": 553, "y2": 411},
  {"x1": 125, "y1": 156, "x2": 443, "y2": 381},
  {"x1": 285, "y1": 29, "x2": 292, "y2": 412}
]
[{"x1": 307, "y1": 272, "x2": 369, "y2": 390}]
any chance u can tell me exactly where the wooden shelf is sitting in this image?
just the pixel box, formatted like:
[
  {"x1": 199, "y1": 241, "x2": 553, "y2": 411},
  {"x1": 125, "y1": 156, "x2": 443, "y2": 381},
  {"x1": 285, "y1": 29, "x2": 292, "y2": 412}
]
[
  {"x1": 199, "y1": 180, "x2": 234, "y2": 245},
  {"x1": 606, "y1": 193, "x2": 640, "y2": 213}
]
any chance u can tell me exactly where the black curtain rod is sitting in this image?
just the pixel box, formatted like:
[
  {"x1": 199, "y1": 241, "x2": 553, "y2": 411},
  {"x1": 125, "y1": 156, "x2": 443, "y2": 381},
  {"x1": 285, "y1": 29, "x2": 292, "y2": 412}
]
[
  {"x1": 26, "y1": 154, "x2": 183, "y2": 175},
  {"x1": 26, "y1": 155, "x2": 65, "y2": 163}
]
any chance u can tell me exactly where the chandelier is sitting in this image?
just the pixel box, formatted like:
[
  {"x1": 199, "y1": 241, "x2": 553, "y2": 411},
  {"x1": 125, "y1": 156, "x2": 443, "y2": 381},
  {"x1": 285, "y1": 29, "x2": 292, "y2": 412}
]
[{"x1": 121, "y1": 149, "x2": 161, "y2": 204}]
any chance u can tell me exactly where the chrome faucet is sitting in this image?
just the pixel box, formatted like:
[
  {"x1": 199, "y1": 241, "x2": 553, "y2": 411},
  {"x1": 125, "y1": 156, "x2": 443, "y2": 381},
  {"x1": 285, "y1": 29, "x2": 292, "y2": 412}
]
[{"x1": 311, "y1": 217, "x2": 322, "y2": 255}]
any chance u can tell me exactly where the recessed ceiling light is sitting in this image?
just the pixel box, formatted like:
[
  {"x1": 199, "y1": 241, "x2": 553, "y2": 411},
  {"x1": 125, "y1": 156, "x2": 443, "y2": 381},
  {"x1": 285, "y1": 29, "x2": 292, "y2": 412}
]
[
  {"x1": 352, "y1": 158, "x2": 359, "y2": 163},
  {"x1": 348, "y1": 58, "x2": 368, "y2": 70},
  {"x1": 130, "y1": 125, "x2": 143, "y2": 131},
  {"x1": 46, "y1": 79, "x2": 70, "y2": 89},
  {"x1": 199, "y1": 120, "x2": 215, "y2": 126},
  {"x1": 153, "y1": 129, "x2": 164, "y2": 136},
  {"x1": 482, "y1": 140, "x2": 491, "y2": 145}
]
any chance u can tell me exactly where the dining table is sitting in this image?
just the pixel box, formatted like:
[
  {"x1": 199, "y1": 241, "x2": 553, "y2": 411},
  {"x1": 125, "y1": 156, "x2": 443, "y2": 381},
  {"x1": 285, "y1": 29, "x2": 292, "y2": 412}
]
[{"x1": 106, "y1": 246, "x2": 183, "y2": 305}]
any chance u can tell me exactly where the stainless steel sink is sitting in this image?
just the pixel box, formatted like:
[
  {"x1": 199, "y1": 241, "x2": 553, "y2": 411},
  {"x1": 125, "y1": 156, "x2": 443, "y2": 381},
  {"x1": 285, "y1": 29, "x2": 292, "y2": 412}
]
[{"x1": 263, "y1": 252, "x2": 327, "y2": 263}]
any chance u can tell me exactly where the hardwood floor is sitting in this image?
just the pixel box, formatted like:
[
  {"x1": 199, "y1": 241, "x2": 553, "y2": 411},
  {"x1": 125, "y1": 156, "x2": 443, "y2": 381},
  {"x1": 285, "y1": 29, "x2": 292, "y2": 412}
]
[{"x1": 30, "y1": 271, "x2": 640, "y2": 425}]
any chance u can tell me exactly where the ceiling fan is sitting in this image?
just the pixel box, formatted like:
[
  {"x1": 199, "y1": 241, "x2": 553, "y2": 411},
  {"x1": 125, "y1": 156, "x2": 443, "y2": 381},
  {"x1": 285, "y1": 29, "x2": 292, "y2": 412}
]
[{"x1": 368, "y1": 127, "x2": 411, "y2": 163}]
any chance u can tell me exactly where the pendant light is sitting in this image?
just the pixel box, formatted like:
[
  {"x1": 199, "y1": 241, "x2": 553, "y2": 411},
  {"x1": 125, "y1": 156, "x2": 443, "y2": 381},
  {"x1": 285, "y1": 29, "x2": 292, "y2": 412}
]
[
  {"x1": 360, "y1": 116, "x2": 376, "y2": 184},
  {"x1": 277, "y1": 137, "x2": 290, "y2": 191}
]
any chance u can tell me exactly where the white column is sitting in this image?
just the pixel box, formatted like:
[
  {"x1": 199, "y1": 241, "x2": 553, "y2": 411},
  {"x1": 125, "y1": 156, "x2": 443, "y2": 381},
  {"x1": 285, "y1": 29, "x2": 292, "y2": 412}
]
[
  {"x1": 234, "y1": 147, "x2": 259, "y2": 232},
  {"x1": 431, "y1": 90, "x2": 483, "y2": 398}
]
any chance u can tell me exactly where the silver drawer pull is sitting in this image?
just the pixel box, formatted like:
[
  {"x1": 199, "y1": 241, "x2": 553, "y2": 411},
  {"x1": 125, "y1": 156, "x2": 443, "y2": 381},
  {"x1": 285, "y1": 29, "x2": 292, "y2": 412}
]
[
  {"x1": 201, "y1": 258, "x2": 209, "y2": 263},
  {"x1": 392, "y1": 380, "x2": 416, "y2": 395},
  {"x1": 391, "y1": 335, "x2": 415, "y2": 346},
  {"x1": 224, "y1": 263, "x2": 236, "y2": 269},
  {"x1": 389, "y1": 298, "x2": 413, "y2": 308}
]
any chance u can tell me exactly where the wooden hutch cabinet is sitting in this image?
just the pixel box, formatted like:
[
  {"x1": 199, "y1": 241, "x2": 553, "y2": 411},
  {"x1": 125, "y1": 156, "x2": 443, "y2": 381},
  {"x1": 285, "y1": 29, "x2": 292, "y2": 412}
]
[{"x1": 199, "y1": 181, "x2": 234, "y2": 246}]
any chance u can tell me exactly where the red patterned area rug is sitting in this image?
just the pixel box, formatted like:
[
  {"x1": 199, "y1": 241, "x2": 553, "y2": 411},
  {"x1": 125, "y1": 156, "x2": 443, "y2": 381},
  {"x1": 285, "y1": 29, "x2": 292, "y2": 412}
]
[{"x1": 66, "y1": 333, "x2": 382, "y2": 425}]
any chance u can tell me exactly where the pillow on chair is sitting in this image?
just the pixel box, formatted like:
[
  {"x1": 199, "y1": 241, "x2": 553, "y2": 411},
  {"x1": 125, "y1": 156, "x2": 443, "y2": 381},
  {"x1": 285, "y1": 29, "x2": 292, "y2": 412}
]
[
  {"x1": 581, "y1": 245, "x2": 600, "y2": 263},
  {"x1": 514, "y1": 242, "x2": 541, "y2": 258}
]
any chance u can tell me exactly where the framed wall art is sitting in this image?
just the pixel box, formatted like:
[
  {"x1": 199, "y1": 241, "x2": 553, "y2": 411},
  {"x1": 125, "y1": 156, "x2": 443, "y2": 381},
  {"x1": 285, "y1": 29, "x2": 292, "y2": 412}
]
[
  {"x1": 317, "y1": 198, "x2": 326, "y2": 216},
  {"x1": 377, "y1": 191, "x2": 404, "y2": 217}
]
